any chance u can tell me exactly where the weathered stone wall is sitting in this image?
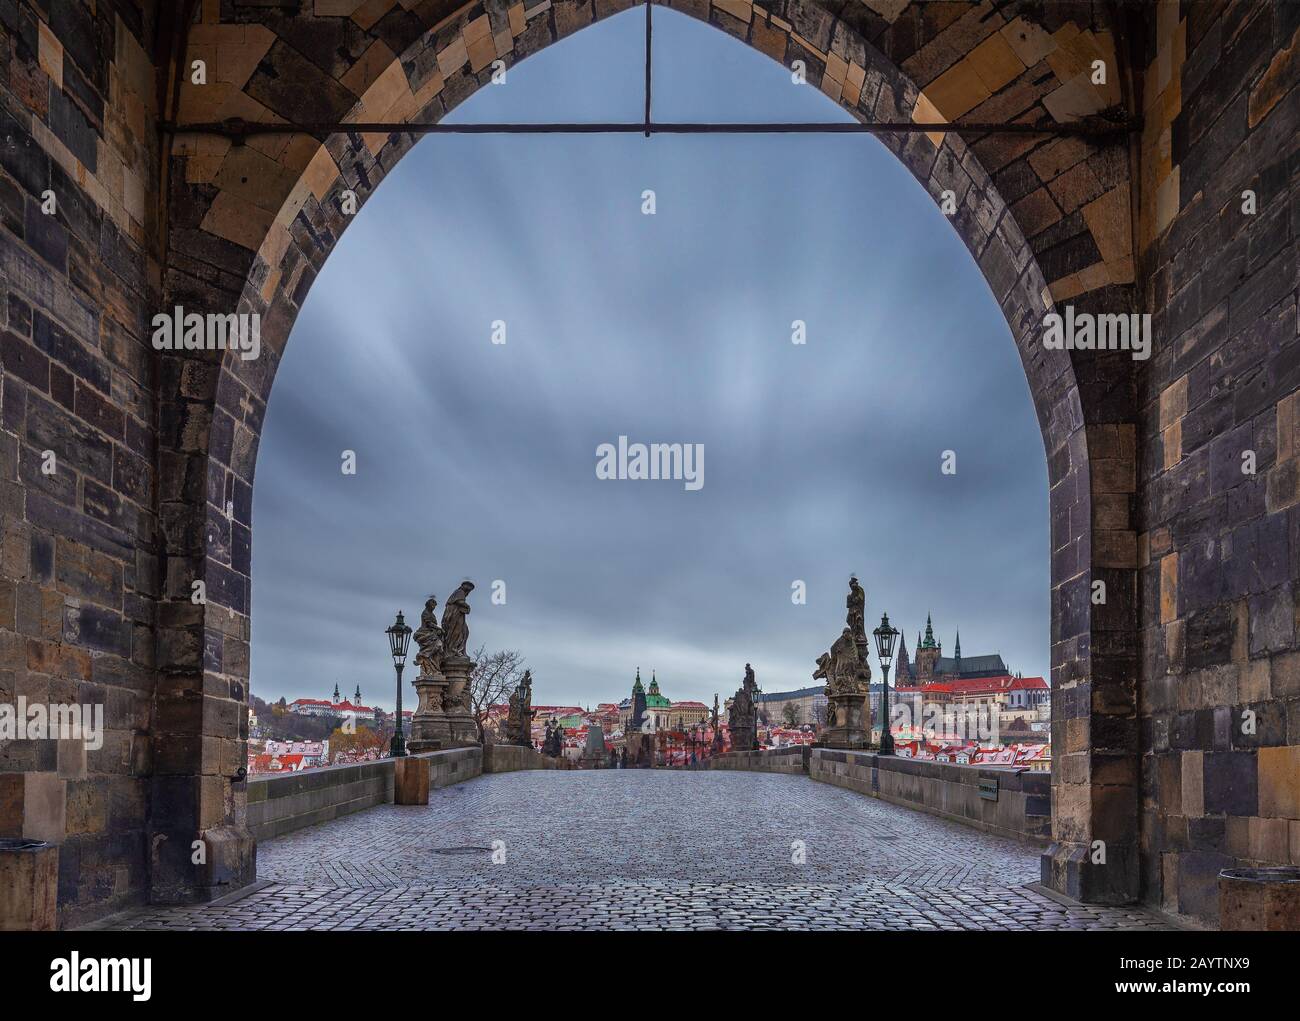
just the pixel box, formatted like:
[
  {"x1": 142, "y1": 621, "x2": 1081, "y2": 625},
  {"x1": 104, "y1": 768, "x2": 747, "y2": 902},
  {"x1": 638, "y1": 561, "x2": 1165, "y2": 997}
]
[
  {"x1": 708, "y1": 746, "x2": 1050, "y2": 843},
  {"x1": 706, "y1": 746, "x2": 811, "y2": 774},
  {"x1": 0, "y1": 1, "x2": 163, "y2": 930},
  {"x1": 246, "y1": 746, "x2": 481, "y2": 842},
  {"x1": 482, "y1": 742, "x2": 562, "y2": 772},
  {"x1": 812, "y1": 749, "x2": 1052, "y2": 844},
  {"x1": 1134, "y1": 1, "x2": 1300, "y2": 924}
]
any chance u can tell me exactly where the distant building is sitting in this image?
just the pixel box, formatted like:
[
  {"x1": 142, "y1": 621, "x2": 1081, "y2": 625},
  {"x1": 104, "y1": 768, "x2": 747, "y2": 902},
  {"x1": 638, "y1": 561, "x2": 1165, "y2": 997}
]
[
  {"x1": 756, "y1": 685, "x2": 827, "y2": 727},
  {"x1": 890, "y1": 615, "x2": 1049, "y2": 735},
  {"x1": 263, "y1": 739, "x2": 329, "y2": 767},
  {"x1": 617, "y1": 670, "x2": 707, "y2": 731},
  {"x1": 898, "y1": 615, "x2": 1013, "y2": 685},
  {"x1": 288, "y1": 682, "x2": 384, "y2": 726}
]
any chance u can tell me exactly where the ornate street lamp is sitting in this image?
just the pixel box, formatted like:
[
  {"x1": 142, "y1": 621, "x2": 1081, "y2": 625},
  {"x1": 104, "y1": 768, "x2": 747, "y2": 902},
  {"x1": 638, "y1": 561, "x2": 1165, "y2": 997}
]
[
  {"x1": 873, "y1": 611, "x2": 900, "y2": 755},
  {"x1": 386, "y1": 610, "x2": 412, "y2": 757}
]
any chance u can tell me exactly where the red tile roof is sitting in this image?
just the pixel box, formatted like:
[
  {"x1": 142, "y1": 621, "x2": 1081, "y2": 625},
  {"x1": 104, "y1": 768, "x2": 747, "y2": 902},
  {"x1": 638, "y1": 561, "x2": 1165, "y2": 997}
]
[{"x1": 904, "y1": 675, "x2": 1046, "y2": 696}]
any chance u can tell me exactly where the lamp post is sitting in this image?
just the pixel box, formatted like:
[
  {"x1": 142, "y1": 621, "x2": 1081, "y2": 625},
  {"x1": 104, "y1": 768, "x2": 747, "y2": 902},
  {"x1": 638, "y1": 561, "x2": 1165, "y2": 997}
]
[
  {"x1": 873, "y1": 611, "x2": 900, "y2": 755},
  {"x1": 386, "y1": 610, "x2": 412, "y2": 758}
]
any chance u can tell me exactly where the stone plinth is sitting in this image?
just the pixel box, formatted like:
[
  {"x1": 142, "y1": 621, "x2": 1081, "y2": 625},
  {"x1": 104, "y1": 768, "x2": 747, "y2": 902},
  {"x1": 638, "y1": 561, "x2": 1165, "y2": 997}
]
[
  {"x1": 624, "y1": 731, "x2": 654, "y2": 767},
  {"x1": 441, "y1": 655, "x2": 479, "y2": 745},
  {"x1": 408, "y1": 670, "x2": 450, "y2": 753},
  {"x1": 1219, "y1": 868, "x2": 1300, "y2": 931},
  {"x1": 0, "y1": 839, "x2": 59, "y2": 931},
  {"x1": 818, "y1": 692, "x2": 870, "y2": 749},
  {"x1": 394, "y1": 756, "x2": 430, "y2": 805}
]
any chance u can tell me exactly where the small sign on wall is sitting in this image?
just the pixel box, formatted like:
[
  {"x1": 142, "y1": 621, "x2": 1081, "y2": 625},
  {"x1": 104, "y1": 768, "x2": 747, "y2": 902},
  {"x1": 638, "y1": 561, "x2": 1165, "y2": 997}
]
[{"x1": 978, "y1": 778, "x2": 999, "y2": 801}]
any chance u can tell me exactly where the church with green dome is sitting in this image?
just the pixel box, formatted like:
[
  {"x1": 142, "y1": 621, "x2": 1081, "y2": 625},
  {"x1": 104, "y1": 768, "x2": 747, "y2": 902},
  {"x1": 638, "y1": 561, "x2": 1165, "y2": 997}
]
[{"x1": 618, "y1": 668, "x2": 710, "y2": 732}]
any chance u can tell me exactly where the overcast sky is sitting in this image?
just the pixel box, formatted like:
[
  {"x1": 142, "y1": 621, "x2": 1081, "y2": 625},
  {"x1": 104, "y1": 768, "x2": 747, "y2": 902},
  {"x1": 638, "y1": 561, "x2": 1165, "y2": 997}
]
[{"x1": 249, "y1": 8, "x2": 1049, "y2": 713}]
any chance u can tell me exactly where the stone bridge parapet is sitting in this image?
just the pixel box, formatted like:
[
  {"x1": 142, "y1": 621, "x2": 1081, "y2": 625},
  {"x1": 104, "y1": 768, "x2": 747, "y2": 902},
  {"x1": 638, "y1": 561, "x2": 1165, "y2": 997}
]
[{"x1": 247, "y1": 747, "x2": 482, "y2": 843}]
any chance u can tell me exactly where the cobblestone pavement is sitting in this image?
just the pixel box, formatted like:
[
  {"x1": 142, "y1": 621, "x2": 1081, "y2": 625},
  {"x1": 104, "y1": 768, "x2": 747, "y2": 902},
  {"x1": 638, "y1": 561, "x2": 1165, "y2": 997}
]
[{"x1": 102, "y1": 771, "x2": 1174, "y2": 931}]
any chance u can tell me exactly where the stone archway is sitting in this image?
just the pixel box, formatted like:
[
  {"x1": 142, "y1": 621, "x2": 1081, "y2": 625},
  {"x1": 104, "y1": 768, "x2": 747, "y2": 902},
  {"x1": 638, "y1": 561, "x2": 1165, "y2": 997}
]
[{"x1": 154, "y1": 0, "x2": 1140, "y2": 906}]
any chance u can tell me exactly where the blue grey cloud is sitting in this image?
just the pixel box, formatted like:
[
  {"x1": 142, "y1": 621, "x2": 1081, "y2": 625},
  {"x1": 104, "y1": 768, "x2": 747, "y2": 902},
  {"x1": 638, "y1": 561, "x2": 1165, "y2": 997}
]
[{"x1": 250, "y1": 9, "x2": 1049, "y2": 711}]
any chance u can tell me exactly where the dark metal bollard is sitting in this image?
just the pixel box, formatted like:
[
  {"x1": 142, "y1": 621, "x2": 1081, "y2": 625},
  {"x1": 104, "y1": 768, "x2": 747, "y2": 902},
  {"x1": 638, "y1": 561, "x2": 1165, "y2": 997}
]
[{"x1": 1219, "y1": 867, "x2": 1300, "y2": 931}]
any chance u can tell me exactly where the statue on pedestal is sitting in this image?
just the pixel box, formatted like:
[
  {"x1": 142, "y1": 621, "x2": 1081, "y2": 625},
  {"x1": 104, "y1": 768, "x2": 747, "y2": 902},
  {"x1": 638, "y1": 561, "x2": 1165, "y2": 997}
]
[
  {"x1": 441, "y1": 581, "x2": 474, "y2": 659},
  {"x1": 543, "y1": 719, "x2": 565, "y2": 758},
  {"x1": 728, "y1": 663, "x2": 759, "y2": 752},
  {"x1": 407, "y1": 595, "x2": 450, "y2": 751},
  {"x1": 506, "y1": 670, "x2": 534, "y2": 747},
  {"x1": 829, "y1": 627, "x2": 871, "y2": 694},
  {"x1": 438, "y1": 581, "x2": 478, "y2": 743},
  {"x1": 847, "y1": 575, "x2": 866, "y2": 642},
  {"x1": 814, "y1": 579, "x2": 874, "y2": 749},
  {"x1": 414, "y1": 596, "x2": 445, "y2": 680}
]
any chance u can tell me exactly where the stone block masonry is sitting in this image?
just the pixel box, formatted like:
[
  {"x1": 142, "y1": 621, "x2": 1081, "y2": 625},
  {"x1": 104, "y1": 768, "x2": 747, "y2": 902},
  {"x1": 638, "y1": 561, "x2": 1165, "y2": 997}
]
[
  {"x1": 0, "y1": 0, "x2": 1296, "y2": 929},
  {"x1": 482, "y1": 742, "x2": 563, "y2": 772},
  {"x1": 1135, "y1": 0, "x2": 1300, "y2": 924},
  {"x1": 811, "y1": 749, "x2": 1052, "y2": 844},
  {"x1": 246, "y1": 748, "x2": 481, "y2": 843},
  {"x1": 710, "y1": 746, "x2": 1050, "y2": 844},
  {"x1": 707, "y1": 746, "x2": 811, "y2": 774}
]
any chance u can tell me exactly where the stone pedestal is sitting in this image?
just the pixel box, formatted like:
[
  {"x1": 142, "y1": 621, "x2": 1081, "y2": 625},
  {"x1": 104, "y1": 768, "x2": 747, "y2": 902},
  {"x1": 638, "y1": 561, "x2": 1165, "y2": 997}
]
[
  {"x1": 505, "y1": 709, "x2": 534, "y2": 749},
  {"x1": 408, "y1": 669, "x2": 450, "y2": 753},
  {"x1": 1219, "y1": 867, "x2": 1300, "y2": 930},
  {"x1": 818, "y1": 692, "x2": 870, "y2": 749},
  {"x1": 441, "y1": 654, "x2": 480, "y2": 745},
  {"x1": 394, "y1": 756, "x2": 430, "y2": 805},
  {"x1": 624, "y1": 731, "x2": 653, "y2": 767},
  {"x1": 730, "y1": 726, "x2": 756, "y2": 753},
  {"x1": 0, "y1": 838, "x2": 58, "y2": 930}
]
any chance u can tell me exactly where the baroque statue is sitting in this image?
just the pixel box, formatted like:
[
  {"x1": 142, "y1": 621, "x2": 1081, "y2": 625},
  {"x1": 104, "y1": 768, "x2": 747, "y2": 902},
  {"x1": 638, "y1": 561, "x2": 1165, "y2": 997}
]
[
  {"x1": 728, "y1": 663, "x2": 760, "y2": 751},
  {"x1": 813, "y1": 577, "x2": 875, "y2": 749},
  {"x1": 440, "y1": 580, "x2": 474, "y2": 658},
  {"x1": 847, "y1": 574, "x2": 866, "y2": 640},
  {"x1": 506, "y1": 669, "x2": 534, "y2": 747},
  {"x1": 833, "y1": 627, "x2": 869, "y2": 692},
  {"x1": 413, "y1": 595, "x2": 445, "y2": 679}
]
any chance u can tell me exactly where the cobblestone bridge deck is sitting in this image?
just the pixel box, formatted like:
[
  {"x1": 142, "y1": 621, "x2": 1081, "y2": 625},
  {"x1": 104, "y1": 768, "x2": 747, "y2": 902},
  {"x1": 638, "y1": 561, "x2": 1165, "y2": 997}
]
[{"x1": 101, "y1": 771, "x2": 1172, "y2": 931}]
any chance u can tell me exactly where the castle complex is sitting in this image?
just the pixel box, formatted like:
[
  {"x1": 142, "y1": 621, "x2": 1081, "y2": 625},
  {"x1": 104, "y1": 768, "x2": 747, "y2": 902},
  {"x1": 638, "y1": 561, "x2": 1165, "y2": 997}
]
[{"x1": 896, "y1": 614, "x2": 1011, "y2": 686}]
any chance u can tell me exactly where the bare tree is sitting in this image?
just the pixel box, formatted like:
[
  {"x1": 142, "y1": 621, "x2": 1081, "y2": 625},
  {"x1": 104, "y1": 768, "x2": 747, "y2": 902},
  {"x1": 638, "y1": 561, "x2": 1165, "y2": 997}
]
[{"x1": 467, "y1": 645, "x2": 527, "y2": 743}]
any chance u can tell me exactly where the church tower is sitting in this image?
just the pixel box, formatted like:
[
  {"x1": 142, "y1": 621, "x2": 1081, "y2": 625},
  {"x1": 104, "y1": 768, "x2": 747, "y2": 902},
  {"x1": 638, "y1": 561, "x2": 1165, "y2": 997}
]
[
  {"x1": 629, "y1": 668, "x2": 647, "y2": 732},
  {"x1": 916, "y1": 613, "x2": 942, "y2": 684},
  {"x1": 895, "y1": 630, "x2": 912, "y2": 685},
  {"x1": 332, "y1": 682, "x2": 340, "y2": 704},
  {"x1": 353, "y1": 684, "x2": 362, "y2": 705}
]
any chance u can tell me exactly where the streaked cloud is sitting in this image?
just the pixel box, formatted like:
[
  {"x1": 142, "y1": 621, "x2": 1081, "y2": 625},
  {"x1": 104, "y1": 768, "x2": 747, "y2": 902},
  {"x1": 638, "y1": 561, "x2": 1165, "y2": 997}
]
[{"x1": 250, "y1": 10, "x2": 1049, "y2": 711}]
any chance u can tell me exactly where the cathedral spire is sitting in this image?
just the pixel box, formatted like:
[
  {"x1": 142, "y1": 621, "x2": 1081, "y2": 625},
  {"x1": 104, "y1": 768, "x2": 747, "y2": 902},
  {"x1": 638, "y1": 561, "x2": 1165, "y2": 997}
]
[
  {"x1": 954, "y1": 629, "x2": 961, "y2": 660},
  {"x1": 922, "y1": 613, "x2": 937, "y2": 649},
  {"x1": 896, "y1": 629, "x2": 911, "y2": 681}
]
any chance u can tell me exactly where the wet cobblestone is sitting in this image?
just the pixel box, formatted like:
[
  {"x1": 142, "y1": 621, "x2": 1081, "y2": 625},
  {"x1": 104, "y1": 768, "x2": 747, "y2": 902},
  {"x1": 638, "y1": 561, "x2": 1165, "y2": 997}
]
[{"x1": 101, "y1": 771, "x2": 1173, "y2": 930}]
